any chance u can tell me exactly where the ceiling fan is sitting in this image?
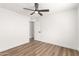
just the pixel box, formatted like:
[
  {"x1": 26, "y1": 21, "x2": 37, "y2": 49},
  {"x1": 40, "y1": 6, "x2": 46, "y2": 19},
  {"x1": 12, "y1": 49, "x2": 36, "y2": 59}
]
[{"x1": 23, "y1": 3, "x2": 49, "y2": 16}]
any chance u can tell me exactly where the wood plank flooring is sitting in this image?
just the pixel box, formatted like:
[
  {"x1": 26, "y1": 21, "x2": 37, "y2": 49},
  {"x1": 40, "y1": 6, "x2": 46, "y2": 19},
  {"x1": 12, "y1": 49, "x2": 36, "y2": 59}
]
[{"x1": 0, "y1": 40, "x2": 79, "y2": 56}]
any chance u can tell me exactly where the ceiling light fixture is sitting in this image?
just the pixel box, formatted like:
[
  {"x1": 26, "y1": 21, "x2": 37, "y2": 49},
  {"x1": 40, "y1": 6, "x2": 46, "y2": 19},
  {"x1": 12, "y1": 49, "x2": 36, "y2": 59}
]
[
  {"x1": 23, "y1": 3, "x2": 49, "y2": 16},
  {"x1": 35, "y1": 11, "x2": 38, "y2": 14}
]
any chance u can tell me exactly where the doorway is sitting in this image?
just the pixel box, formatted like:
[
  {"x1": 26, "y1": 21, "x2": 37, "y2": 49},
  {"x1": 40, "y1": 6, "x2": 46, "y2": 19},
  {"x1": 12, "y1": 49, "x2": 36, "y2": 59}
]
[{"x1": 29, "y1": 21, "x2": 35, "y2": 42}]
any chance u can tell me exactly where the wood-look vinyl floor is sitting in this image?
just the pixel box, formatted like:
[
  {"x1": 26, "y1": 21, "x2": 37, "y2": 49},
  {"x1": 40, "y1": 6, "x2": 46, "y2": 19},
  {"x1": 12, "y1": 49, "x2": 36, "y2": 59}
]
[{"x1": 0, "y1": 40, "x2": 79, "y2": 56}]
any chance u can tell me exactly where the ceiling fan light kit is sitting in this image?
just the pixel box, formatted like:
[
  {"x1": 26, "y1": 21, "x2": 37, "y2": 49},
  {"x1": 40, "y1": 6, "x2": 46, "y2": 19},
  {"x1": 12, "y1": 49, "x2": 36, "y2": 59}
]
[
  {"x1": 23, "y1": 3, "x2": 49, "y2": 16},
  {"x1": 35, "y1": 11, "x2": 38, "y2": 14}
]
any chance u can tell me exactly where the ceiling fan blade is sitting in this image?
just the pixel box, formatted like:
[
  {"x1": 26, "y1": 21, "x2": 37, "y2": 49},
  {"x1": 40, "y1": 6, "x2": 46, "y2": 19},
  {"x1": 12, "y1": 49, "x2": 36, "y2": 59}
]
[
  {"x1": 23, "y1": 8, "x2": 34, "y2": 11},
  {"x1": 38, "y1": 12, "x2": 43, "y2": 16},
  {"x1": 38, "y1": 9, "x2": 49, "y2": 12},
  {"x1": 30, "y1": 11, "x2": 35, "y2": 15},
  {"x1": 35, "y1": 3, "x2": 39, "y2": 10}
]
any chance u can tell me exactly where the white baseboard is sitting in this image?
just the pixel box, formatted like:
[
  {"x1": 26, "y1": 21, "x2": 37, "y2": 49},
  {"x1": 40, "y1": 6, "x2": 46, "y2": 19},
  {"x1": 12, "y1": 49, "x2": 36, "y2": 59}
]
[
  {"x1": 77, "y1": 48, "x2": 79, "y2": 51},
  {"x1": 0, "y1": 40, "x2": 29, "y2": 52},
  {"x1": 37, "y1": 39, "x2": 77, "y2": 51}
]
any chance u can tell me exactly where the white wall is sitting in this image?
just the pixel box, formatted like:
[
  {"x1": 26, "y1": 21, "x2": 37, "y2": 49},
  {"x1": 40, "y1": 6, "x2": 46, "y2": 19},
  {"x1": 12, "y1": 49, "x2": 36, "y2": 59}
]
[
  {"x1": 35, "y1": 8, "x2": 78, "y2": 50},
  {"x1": 0, "y1": 8, "x2": 30, "y2": 52}
]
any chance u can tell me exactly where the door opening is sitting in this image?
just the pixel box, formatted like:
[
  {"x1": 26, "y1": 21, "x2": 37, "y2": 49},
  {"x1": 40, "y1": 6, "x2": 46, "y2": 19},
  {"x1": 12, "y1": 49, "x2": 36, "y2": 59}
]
[{"x1": 29, "y1": 21, "x2": 35, "y2": 42}]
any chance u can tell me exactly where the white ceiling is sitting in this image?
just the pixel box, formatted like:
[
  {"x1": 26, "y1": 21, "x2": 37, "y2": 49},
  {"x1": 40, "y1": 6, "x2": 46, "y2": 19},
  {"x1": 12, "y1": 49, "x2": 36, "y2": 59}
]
[{"x1": 0, "y1": 3, "x2": 78, "y2": 16}]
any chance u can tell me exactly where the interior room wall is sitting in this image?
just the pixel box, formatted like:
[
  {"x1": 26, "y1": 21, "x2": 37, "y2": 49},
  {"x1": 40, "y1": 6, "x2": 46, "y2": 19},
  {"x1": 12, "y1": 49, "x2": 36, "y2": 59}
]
[
  {"x1": 0, "y1": 8, "x2": 30, "y2": 52},
  {"x1": 35, "y1": 8, "x2": 78, "y2": 50}
]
